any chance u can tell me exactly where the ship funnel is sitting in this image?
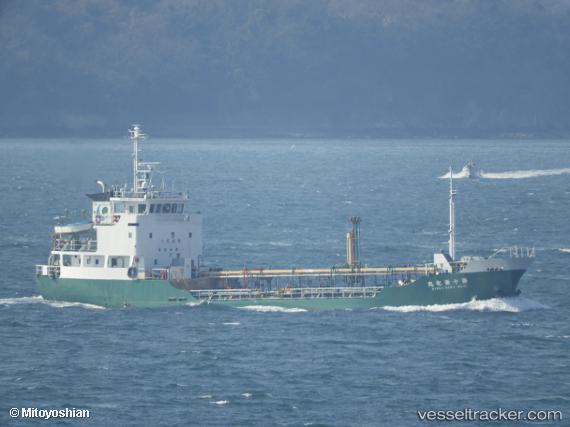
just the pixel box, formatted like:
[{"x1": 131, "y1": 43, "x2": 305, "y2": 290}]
[
  {"x1": 346, "y1": 232, "x2": 354, "y2": 266},
  {"x1": 96, "y1": 180, "x2": 106, "y2": 193},
  {"x1": 346, "y1": 216, "x2": 361, "y2": 268}
]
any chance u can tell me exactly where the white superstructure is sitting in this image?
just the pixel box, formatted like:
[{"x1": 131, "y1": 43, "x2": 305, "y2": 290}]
[{"x1": 38, "y1": 125, "x2": 203, "y2": 282}]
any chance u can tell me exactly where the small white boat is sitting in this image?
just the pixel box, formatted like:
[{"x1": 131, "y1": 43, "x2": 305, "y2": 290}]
[
  {"x1": 460, "y1": 161, "x2": 482, "y2": 179},
  {"x1": 54, "y1": 222, "x2": 93, "y2": 234}
]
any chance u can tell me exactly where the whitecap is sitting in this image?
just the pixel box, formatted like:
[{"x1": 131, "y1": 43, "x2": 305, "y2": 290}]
[
  {"x1": 559, "y1": 248, "x2": 570, "y2": 253},
  {"x1": 242, "y1": 393, "x2": 252, "y2": 398},
  {"x1": 186, "y1": 301, "x2": 205, "y2": 307},
  {"x1": 269, "y1": 241, "x2": 293, "y2": 247},
  {"x1": 379, "y1": 297, "x2": 547, "y2": 313},
  {"x1": 0, "y1": 295, "x2": 44, "y2": 305},
  {"x1": 223, "y1": 322, "x2": 240, "y2": 326},
  {"x1": 238, "y1": 305, "x2": 308, "y2": 313},
  {"x1": 0, "y1": 295, "x2": 105, "y2": 310},
  {"x1": 198, "y1": 395, "x2": 212, "y2": 399},
  {"x1": 211, "y1": 400, "x2": 228, "y2": 405},
  {"x1": 44, "y1": 300, "x2": 105, "y2": 310}
]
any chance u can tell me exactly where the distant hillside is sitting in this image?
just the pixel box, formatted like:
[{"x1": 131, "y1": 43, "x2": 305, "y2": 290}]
[{"x1": 1, "y1": 0, "x2": 570, "y2": 137}]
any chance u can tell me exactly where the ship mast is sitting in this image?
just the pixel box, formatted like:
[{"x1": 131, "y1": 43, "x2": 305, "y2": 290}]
[
  {"x1": 129, "y1": 124, "x2": 146, "y2": 193},
  {"x1": 448, "y1": 166, "x2": 456, "y2": 260}
]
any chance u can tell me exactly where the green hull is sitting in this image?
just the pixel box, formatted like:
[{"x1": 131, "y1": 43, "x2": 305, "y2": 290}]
[
  {"x1": 36, "y1": 269, "x2": 525, "y2": 310},
  {"x1": 36, "y1": 276, "x2": 196, "y2": 308},
  {"x1": 214, "y1": 269, "x2": 525, "y2": 310}
]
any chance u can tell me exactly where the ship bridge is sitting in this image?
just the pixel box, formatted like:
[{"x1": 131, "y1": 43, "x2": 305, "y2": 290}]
[{"x1": 36, "y1": 125, "x2": 203, "y2": 283}]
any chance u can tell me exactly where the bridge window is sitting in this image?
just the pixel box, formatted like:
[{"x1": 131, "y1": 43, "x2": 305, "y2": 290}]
[
  {"x1": 146, "y1": 203, "x2": 186, "y2": 214},
  {"x1": 129, "y1": 205, "x2": 135, "y2": 214},
  {"x1": 114, "y1": 203, "x2": 125, "y2": 213},
  {"x1": 149, "y1": 232, "x2": 153, "y2": 239}
]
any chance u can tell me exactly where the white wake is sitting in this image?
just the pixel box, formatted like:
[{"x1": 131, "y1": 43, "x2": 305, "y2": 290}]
[
  {"x1": 440, "y1": 169, "x2": 470, "y2": 179},
  {"x1": 0, "y1": 295, "x2": 105, "y2": 310},
  {"x1": 380, "y1": 297, "x2": 547, "y2": 313},
  {"x1": 440, "y1": 167, "x2": 570, "y2": 180},
  {"x1": 238, "y1": 305, "x2": 308, "y2": 313}
]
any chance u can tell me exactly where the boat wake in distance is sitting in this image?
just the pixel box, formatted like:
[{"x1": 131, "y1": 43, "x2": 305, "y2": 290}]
[{"x1": 440, "y1": 164, "x2": 570, "y2": 180}]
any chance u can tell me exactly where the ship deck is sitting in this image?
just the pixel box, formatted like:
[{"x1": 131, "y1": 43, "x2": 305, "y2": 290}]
[
  {"x1": 195, "y1": 264, "x2": 440, "y2": 294},
  {"x1": 201, "y1": 264, "x2": 436, "y2": 279}
]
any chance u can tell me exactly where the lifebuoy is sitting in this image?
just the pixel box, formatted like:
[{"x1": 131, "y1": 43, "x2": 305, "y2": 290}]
[
  {"x1": 95, "y1": 215, "x2": 102, "y2": 224},
  {"x1": 127, "y1": 266, "x2": 138, "y2": 279}
]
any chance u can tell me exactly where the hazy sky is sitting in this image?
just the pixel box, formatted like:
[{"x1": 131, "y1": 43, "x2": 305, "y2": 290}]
[{"x1": 2, "y1": 0, "x2": 570, "y2": 137}]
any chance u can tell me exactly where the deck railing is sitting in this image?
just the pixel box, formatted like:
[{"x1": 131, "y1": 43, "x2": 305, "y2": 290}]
[
  {"x1": 489, "y1": 246, "x2": 536, "y2": 259},
  {"x1": 191, "y1": 286, "x2": 384, "y2": 302},
  {"x1": 52, "y1": 239, "x2": 97, "y2": 252},
  {"x1": 35, "y1": 265, "x2": 60, "y2": 277}
]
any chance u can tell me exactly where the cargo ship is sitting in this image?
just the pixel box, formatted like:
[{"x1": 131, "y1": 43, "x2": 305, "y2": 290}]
[{"x1": 35, "y1": 126, "x2": 534, "y2": 309}]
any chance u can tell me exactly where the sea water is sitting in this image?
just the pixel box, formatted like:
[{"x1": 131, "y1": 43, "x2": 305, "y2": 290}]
[{"x1": 0, "y1": 138, "x2": 569, "y2": 426}]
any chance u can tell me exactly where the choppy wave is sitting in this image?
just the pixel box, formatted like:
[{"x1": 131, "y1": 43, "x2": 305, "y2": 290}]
[
  {"x1": 269, "y1": 241, "x2": 293, "y2": 247},
  {"x1": 379, "y1": 297, "x2": 547, "y2": 313},
  {"x1": 440, "y1": 167, "x2": 570, "y2": 180},
  {"x1": 0, "y1": 295, "x2": 105, "y2": 310},
  {"x1": 238, "y1": 305, "x2": 308, "y2": 313}
]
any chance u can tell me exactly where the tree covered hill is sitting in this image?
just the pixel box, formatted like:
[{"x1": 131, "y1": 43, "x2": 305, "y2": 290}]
[{"x1": 1, "y1": 0, "x2": 570, "y2": 137}]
